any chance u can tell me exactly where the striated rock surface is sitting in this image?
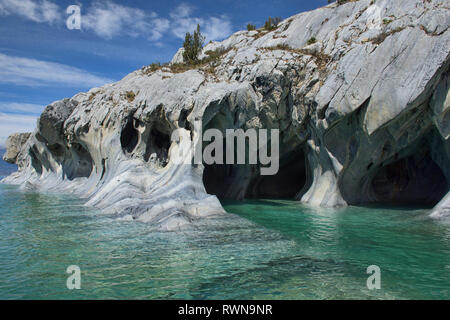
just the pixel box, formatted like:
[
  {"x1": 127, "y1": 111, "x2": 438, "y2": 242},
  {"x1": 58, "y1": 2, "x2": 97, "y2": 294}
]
[{"x1": 2, "y1": 0, "x2": 450, "y2": 226}]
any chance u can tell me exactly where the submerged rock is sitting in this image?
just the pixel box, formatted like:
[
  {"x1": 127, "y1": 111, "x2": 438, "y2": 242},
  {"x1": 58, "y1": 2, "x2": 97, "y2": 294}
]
[{"x1": 2, "y1": 0, "x2": 450, "y2": 225}]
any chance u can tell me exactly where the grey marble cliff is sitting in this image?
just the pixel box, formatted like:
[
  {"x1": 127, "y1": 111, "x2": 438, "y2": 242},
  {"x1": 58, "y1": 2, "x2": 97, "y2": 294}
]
[{"x1": 2, "y1": 0, "x2": 450, "y2": 228}]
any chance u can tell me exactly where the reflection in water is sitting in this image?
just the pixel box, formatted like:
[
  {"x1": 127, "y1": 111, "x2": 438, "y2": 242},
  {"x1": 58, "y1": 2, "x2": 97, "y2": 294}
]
[{"x1": 0, "y1": 186, "x2": 448, "y2": 299}]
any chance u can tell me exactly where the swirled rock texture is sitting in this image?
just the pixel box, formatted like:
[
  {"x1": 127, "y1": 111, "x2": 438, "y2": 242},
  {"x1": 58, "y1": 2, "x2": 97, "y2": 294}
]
[{"x1": 2, "y1": 0, "x2": 450, "y2": 226}]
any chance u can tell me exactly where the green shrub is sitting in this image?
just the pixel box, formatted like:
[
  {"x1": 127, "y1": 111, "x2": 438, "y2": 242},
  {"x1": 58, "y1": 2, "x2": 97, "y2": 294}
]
[
  {"x1": 170, "y1": 47, "x2": 232, "y2": 74},
  {"x1": 141, "y1": 62, "x2": 172, "y2": 75},
  {"x1": 204, "y1": 48, "x2": 231, "y2": 62},
  {"x1": 149, "y1": 62, "x2": 161, "y2": 71},
  {"x1": 264, "y1": 17, "x2": 282, "y2": 31},
  {"x1": 247, "y1": 24, "x2": 256, "y2": 31},
  {"x1": 268, "y1": 44, "x2": 292, "y2": 51},
  {"x1": 183, "y1": 24, "x2": 205, "y2": 65},
  {"x1": 328, "y1": 0, "x2": 361, "y2": 4},
  {"x1": 307, "y1": 37, "x2": 317, "y2": 45}
]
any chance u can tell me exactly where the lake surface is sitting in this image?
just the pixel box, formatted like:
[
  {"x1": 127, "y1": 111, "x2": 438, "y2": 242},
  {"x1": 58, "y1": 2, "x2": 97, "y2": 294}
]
[
  {"x1": 0, "y1": 150, "x2": 16, "y2": 178},
  {"x1": 0, "y1": 184, "x2": 448, "y2": 299}
]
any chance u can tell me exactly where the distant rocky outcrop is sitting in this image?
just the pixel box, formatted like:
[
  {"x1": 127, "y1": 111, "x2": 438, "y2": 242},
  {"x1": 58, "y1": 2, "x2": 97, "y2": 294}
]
[
  {"x1": 2, "y1": 0, "x2": 449, "y2": 227},
  {"x1": 3, "y1": 133, "x2": 31, "y2": 165}
]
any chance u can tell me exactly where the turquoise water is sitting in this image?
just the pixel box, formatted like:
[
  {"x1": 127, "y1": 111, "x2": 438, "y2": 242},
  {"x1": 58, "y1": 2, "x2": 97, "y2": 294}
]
[
  {"x1": 0, "y1": 184, "x2": 448, "y2": 299},
  {"x1": 0, "y1": 152, "x2": 16, "y2": 177}
]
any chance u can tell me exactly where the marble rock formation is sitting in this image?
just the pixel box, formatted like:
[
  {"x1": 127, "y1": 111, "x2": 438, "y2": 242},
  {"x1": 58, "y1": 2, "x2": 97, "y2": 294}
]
[
  {"x1": 2, "y1": 0, "x2": 450, "y2": 227},
  {"x1": 3, "y1": 133, "x2": 31, "y2": 165}
]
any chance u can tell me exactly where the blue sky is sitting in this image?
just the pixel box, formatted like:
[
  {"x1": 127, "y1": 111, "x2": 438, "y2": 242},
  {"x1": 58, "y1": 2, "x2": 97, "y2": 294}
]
[{"x1": 0, "y1": 0, "x2": 328, "y2": 147}]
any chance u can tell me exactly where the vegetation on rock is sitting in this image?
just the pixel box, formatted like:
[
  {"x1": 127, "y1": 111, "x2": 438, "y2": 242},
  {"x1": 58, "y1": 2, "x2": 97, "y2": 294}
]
[
  {"x1": 328, "y1": 0, "x2": 361, "y2": 4},
  {"x1": 183, "y1": 24, "x2": 205, "y2": 65},
  {"x1": 264, "y1": 17, "x2": 281, "y2": 31},
  {"x1": 307, "y1": 37, "x2": 317, "y2": 45},
  {"x1": 126, "y1": 91, "x2": 135, "y2": 102}
]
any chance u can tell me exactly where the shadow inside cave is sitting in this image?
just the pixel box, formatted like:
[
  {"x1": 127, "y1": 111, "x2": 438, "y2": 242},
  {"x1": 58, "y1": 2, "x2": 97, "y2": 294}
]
[
  {"x1": 370, "y1": 151, "x2": 448, "y2": 207},
  {"x1": 203, "y1": 147, "x2": 308, "y2": 201}
]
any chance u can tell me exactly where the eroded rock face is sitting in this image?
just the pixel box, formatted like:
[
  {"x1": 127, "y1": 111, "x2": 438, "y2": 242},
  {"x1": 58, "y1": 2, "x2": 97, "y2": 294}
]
[
  {"x1": 2, "y1": 0, "x2": 450, "y2": 225},
  {"x1": 3, "y1": 133, "x2": 31, "y2": 165}
]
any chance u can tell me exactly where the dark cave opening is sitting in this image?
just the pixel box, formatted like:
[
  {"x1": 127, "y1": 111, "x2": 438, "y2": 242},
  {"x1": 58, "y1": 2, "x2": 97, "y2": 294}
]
[
  {"x1": 143, "y1": 126, "x2": 171, "y2": 166},
  {"x1": 371, "y1": 152, "x2": 448, "y2": 206},
  {"x1": 65, "y1": 143, "x2": 93, "y2": 180},
  {"x1": 247, "y1": 149, "x2": 308, "y2": 199},
  {"x1": 202, "y1": 147, "x2": 307, "y2": 200},
  {"x1": 202, "y1": 163, "x2": 244, "y2": 199},
  {"x1": 120, "y1": 117, "x2": 139, "y2": 154}
]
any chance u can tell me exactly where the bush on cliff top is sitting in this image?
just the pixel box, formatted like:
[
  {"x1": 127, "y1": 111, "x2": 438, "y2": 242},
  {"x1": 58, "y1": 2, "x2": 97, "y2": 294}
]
[
  {"x1": 264, "y1": 17, "x2": 282, "y2": 31},
  {"x1": 183, "y1": 24, "x2": 205, "y2": 65},
  {"x1": 170, "y1": 47, "x2": 232, "y2": 74},
  {"x1": 328, "y1": 0, "x2": 361, "y2": 4},
  {"x1": 307, "y1": 37, "x2": 317, "y2": 45}
]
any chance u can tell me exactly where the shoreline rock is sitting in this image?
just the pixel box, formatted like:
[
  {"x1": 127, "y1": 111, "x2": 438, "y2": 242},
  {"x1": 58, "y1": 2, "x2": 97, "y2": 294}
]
[{"x1": 3, "y1": 133, "x2": 31, "y2": 164}]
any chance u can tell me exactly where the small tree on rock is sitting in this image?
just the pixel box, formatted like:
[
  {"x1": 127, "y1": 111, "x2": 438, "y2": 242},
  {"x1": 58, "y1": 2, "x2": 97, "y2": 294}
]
[
  {"x1": 183, "y1": 24, "x2": 205, "y2": 65},
  {"x1": 264, "y1": 17, "x2": 282, "y2": 31}
]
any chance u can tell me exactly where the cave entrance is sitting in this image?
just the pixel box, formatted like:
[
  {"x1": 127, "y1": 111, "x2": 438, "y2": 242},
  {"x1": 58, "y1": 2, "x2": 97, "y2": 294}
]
[
  {"x1": 203, "y1": 163, "x2": 247, "y2": 199},
  {"x1": 143, "y1": 125, "x2": 171, "y2": 167},
  {"x1": 247, "y1": 148, "x2": 308, "y2": 199},
  {"x1": 120, "y1": 117, "x2": 139, "y2": 154},
  {"x1": 202, "y1": 147, "x2": 308, "y2": 200},
  {"x1": 371, "y1": 151, "x2": 448, "y2": 206},
  {"x1": 64, "y1": 143, "x2": 93, "y2": 180}
]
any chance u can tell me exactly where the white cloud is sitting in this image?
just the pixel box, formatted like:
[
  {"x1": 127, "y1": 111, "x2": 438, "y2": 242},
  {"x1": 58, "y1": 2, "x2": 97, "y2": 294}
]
[
  {"x1": 83, "y1": 1, "x2": 232, "y2": 42},
  {"x1": 170, "y1": 3, "x2": 193, "y2": 19},
  {"x1": 0, "y1": 0, "x2": 61, "y2": 24},
  {"x1": 0, "y1": 112, "x2": 37, "y2": 148},
  {"x1": 170, "y1": 3, "x2": 232, "y2": 41},
  {"x1": 0, "y1": 0, "x2": 233, "y2": 42},
  {"x1": 0, "y1": 103, "x2": 44, "y2": 148},
  {"x1": 0, "y1": 102, "x2": 45, "y2": 115},
  {"x1": 0, "y1": 53, "x2": 114, "y2": 87},
  {"x1": 83, "y1": 0, "x2": 170, "y2": 41},
  {"x1": 150, "y1": 18, "x2": 171, "y2": 41},
  {"x1": 203, "y1": 15, "x2": 233, "y2": 41}
]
